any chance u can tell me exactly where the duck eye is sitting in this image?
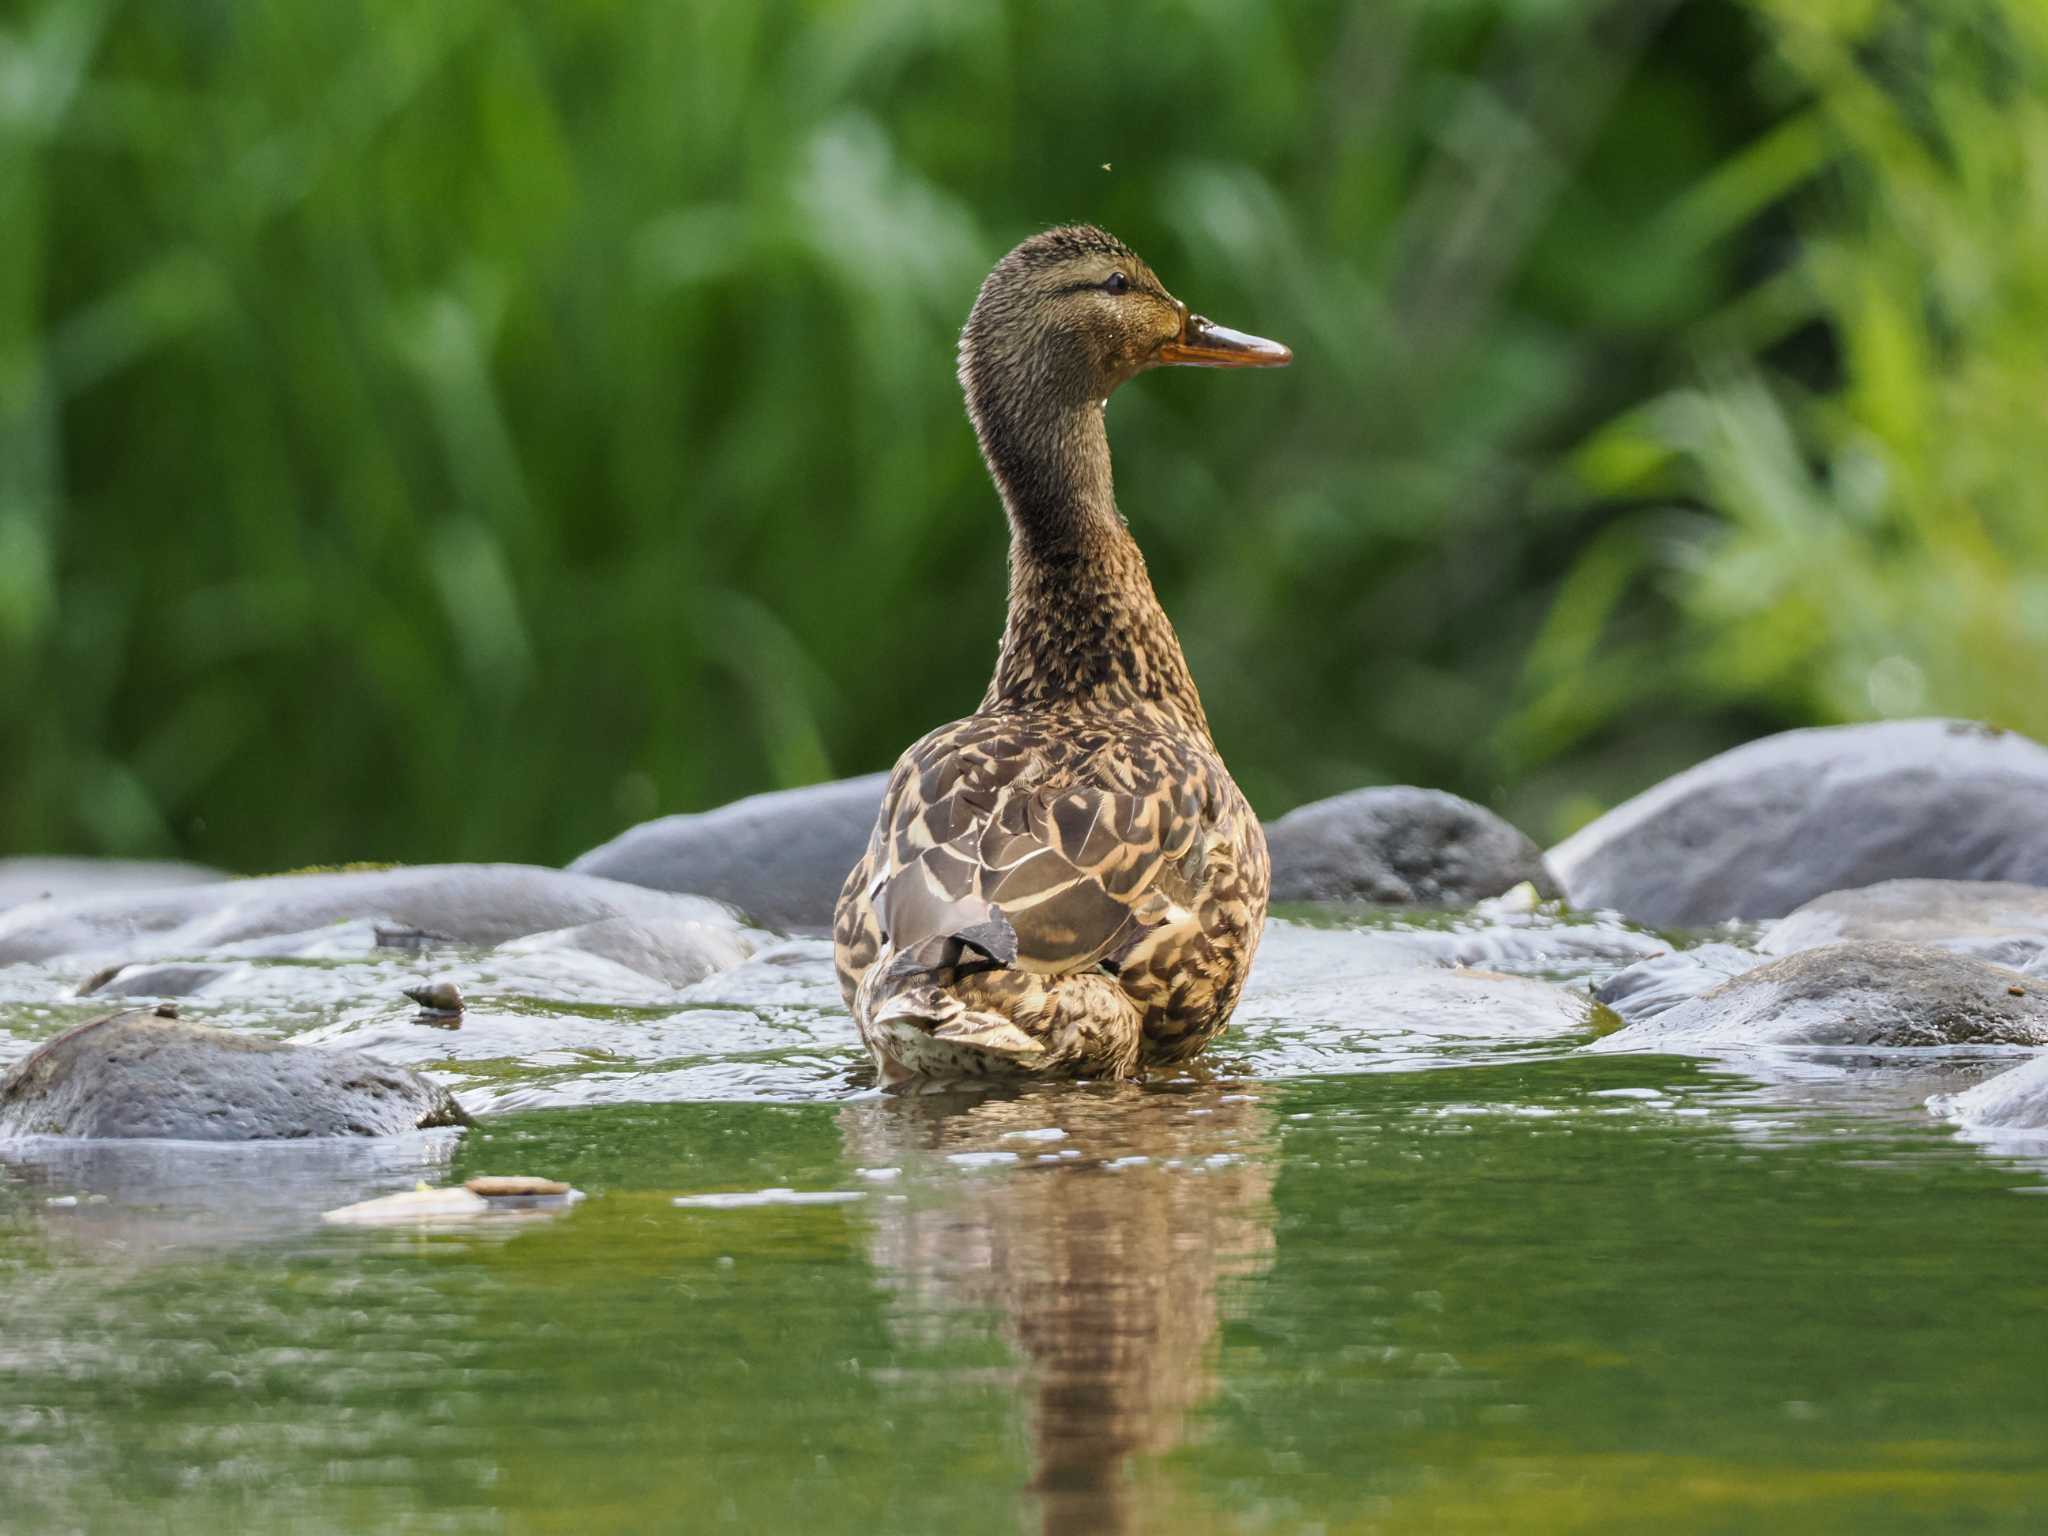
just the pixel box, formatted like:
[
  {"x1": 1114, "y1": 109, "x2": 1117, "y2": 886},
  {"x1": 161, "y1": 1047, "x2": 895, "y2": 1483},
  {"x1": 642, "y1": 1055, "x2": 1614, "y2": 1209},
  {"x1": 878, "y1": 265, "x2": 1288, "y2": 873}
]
[{"x1": 1103, "y1": 271, "x2": 1130, "y2": 295}]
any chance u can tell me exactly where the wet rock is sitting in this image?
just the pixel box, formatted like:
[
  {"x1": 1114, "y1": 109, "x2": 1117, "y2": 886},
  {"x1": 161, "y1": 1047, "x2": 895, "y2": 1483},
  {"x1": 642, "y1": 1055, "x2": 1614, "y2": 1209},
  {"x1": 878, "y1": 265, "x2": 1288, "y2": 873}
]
[
  {"x1": 0, "y1": 858, "x2": 226, "y2": 915},
  {"x1": 1238, "y1": 923, "x2": 1591, "y2": 1048},
  {"x1": 78, "y1": 962, "x2": 239, "y2": 1000},
  {"x1": 1349, "y1": 899, "x2": 1672, "y2": 977},
  {"x1": 0, "y1": 864, "x2": 744, "y2": 967},
  {"x1": 1759, "y1": 880, "x2": 2048, "y2": 970},
  {"x1": 0, "y1": 1010, "x2": 469, "y2": 1141},
  {"x1": 1933, "y1": 1054, "x2": 2048, "y2": 1136},
  {"x1": 1589, "y1": 941, "x2": 2048, "y2": 1053},
  {"x1": 1592, "y1": 942, "x2": 1758, "y2": 1025},
  {"x1": 1548, "y1": 720, "x2": 2048, "y2": 928},
  {"x1": 1265, "y1": 787, "x2": 1556, "y2": 906},
  {"x1": 571, "y1": 775, "x2": 889, "y2": 932},
  {"x1": 496, "y1": 915, "x2": 760, "y2": 988}
]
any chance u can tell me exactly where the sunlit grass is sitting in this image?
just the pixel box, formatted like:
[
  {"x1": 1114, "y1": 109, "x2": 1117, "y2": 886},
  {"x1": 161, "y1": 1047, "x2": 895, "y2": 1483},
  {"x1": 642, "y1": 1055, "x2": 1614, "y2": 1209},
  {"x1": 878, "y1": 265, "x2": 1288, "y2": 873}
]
[{"x1": 1520, "y1": 0, "x2": 2048, "y2": 832}]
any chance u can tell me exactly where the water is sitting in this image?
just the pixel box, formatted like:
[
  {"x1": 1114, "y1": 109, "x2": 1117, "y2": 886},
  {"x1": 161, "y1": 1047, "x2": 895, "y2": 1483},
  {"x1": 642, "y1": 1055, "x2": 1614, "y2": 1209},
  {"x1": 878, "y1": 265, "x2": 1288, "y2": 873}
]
[{"x1": 4, "y1": 904, "x2": 2047, "y2": 1533}]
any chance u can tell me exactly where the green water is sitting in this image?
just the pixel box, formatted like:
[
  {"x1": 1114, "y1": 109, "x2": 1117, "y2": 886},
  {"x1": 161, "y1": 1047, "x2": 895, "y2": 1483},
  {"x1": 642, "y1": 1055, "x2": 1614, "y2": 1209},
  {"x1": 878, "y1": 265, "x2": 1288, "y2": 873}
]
[{"x1": 4, "y1": 912, "x2": 2048, "y2": 1532}]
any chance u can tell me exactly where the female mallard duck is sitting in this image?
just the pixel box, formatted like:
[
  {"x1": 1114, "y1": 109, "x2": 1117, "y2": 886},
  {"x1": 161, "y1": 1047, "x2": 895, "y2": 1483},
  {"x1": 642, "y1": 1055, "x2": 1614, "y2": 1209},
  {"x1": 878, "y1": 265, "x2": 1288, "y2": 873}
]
[{"x1": 833, "y1": 225, "x2": 1290, "y2": 1084}]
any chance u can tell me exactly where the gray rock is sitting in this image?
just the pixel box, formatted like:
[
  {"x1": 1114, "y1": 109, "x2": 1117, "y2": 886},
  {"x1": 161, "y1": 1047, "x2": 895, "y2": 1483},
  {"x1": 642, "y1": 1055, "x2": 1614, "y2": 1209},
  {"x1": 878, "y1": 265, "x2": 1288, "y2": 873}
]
[
  {"x1": 1934, "y1": 1054, "x2": 2048, "y2": 1134},
  {"x1": 0, "y1": 1010, "x2": 469, "y2": 1140},
  {"x1": 1759, "y1": 879, "x2": 2048, "y2": 970},
  {"x1": 1592, "y1": 942, "x2": 1758, "y2": 1025},
  {"x1": 79, "y1": 963, "x2": 240, "y2": 1000},
  {"x1": 0, "y1": 858, "x2": 225, "y2": 914},
  {"x1": 496, "y1": 916, "x2": 760, "y2": 989},
  {"x1": 1548, "y1": 719, "x2": 2048, "y2": 928},
  {"x1": 1589, "y1": 941, "x2": 2048, "y2": 1052},
  {"x1": 571, "y1": 774, "x2": 888, "y2": 931},
  {"x1": 1266, "y1": 786, "x2": 1556, "y2": 905},
  {"x1": 1237, "y1": 921, "x2": 1589, "y2": 1048},
  {"x1": 0, "y1": 864, "x2": 743, "y2": 966}
]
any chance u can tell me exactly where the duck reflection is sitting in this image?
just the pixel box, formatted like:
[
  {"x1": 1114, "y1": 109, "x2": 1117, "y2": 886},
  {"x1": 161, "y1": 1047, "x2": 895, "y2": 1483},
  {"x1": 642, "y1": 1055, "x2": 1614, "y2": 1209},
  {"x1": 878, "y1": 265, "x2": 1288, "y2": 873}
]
[{"x1": 839, "y1": 1081, "x2": 1276, "y2": 1535}]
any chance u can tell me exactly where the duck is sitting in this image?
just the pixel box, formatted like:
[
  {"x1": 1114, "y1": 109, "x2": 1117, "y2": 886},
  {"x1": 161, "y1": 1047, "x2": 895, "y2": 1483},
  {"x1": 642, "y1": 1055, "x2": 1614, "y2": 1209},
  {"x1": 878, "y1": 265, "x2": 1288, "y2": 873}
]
[{"x1": 832, "y1": 225, "x2": 1291, "y2": 1085}]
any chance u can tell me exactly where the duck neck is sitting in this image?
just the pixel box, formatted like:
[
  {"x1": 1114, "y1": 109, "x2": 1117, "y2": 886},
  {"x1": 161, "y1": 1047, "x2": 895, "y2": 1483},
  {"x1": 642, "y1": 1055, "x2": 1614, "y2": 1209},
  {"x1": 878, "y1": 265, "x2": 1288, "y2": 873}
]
[{"x1": 967, "y1": 383, "x2": 1210, "y2": 737}]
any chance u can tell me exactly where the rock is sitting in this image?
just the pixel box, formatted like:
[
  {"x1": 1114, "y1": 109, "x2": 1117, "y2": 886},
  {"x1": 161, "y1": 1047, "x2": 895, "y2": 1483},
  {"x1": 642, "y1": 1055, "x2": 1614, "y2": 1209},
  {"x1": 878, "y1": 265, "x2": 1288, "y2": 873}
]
[
  {"x1": 1759, "y1": 880, "x2": 2048, "y2": 970},
  {"x1": 78, "y1": 962, "x2": 239, "y2": 999},
  {"x1": 1933, "y1": 1054, "x2": 2048, "y2": 1135},
  {"x1": 0, "y1": 864, "x2": 744, "y2": 966},
  {"x1": 1548, "y1": 719, "x2": 2048, "y2": 928},
  {"x1": 0, "y1": 1010, "x2": 469, "y2": 1140},
  {"x1": 1237, "y1": 921, "x2": 1590, "y2": 1044},
  {"x1": 1265, "y1": 786, "x2": 1556, "y2": 905},
  {"x1": 570, "y1": 774, "x2": 888, "y2": 931},
  {"x1": 496, "y1": 915, "x2": 759, "y2": 988},
  {"x1": 0, "y1": 857, "x2": 226, "y2": 914},
  {"x1": 1588, "y1": 941, "x2": 2048, "y2": 1053},
  {"x1": 1592, "y1": 942, "x2": 1758, "y2": 1025}
]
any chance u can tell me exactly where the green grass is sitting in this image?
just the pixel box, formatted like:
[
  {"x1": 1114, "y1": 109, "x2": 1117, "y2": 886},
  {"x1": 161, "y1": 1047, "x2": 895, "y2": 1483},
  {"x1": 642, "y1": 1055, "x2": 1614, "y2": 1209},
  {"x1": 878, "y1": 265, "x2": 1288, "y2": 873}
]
[{"x1": 1520, "y1": 0, "x2": 2048, "y2": 823}]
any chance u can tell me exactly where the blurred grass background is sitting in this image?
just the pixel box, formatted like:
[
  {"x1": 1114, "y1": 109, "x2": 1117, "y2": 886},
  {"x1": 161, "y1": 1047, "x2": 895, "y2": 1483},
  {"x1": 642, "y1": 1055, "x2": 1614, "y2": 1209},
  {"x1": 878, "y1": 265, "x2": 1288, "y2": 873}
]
[{"x1": 1, "y1": 0, "x2": 2040, "y2": 871}]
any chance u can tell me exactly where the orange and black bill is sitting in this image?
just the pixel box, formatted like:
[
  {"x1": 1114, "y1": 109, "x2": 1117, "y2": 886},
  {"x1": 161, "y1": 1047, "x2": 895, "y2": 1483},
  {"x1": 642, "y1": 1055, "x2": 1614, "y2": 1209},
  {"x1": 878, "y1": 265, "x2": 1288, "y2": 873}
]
[{"x1": 1158, "y1": 305, "x2": 1292, "y2": 368}]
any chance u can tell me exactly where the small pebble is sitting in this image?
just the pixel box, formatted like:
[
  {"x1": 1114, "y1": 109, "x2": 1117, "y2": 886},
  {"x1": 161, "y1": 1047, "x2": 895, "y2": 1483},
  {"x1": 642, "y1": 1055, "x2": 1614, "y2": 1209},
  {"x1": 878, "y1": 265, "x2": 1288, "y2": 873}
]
[{"x1": 2011, "y1": 985, "x2": 2028, "y2": 998}]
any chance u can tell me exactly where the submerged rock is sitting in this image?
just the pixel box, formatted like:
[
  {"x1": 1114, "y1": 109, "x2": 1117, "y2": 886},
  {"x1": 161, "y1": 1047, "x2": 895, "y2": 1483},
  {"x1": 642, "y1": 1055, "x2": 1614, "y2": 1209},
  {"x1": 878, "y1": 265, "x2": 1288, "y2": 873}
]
[
  {"x1": 496, "y1": 915, "x2": 759, "y2": 988},
  {"x1": 1590, "y1": 941, "x2": 2048, "y2": 1053},
  {"x1": 0, "y1": 857, "x2": 226, "y2": 916},
  {"x1": 0, "y1": 1010, "x2": 469, "y2": 1141},
  {"x1": 78, "y1": 962, "x2": 240, "y2": 1000},
  {"x1": 1548, "y1": 720, "x2": 2048, "y2": 928},
  {"x1": 1933, "y1": 1054, "x2": 2048, "y2": 1136},
  {"x1": 1592, "y1": 942, "x2": 1758, "y2": 1025},
  {"x1": 1759, "y1": 879, "x2": 2048, "y2": 970},
  {"x1": 1265, "y1": 786, "x2": 1555, "y2": 905},
  {"x1": 571, "y1": 775, "x2": 888, "y2": 931},
  {"x1": 1238, "y1": 922, "x2": 1591, "y2": 1048},
  {"x1": 0, "y1": 864, "x2": 744, "y2": 967}
]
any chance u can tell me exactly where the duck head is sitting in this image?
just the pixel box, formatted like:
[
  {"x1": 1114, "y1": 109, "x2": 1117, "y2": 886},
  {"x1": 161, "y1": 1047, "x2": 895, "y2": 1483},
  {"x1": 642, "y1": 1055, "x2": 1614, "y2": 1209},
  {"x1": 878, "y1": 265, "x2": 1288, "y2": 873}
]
[{"x1": 958, "y1": 225, "x2": 1291, "y2": 418}]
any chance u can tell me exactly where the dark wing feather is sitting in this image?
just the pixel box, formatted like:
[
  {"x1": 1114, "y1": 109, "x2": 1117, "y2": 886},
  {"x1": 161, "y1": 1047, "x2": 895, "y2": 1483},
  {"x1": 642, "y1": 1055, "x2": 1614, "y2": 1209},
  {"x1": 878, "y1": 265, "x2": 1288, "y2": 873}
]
[{"x1": 868, "y1": 716, "x2": 1214, "y2": 978}]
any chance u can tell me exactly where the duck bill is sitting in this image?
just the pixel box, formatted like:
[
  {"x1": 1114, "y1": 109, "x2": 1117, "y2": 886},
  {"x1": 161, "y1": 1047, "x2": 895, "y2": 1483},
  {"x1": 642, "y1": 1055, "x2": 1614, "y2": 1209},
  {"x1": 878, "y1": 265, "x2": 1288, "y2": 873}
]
[{"x1": 1158, "y1": 308, "x2": 1292, "y2": 368}]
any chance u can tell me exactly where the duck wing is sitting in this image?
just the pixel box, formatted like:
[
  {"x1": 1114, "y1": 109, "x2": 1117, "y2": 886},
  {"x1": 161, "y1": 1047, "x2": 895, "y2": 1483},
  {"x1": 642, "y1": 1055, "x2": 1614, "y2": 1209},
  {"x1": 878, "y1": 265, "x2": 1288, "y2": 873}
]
[{"x1": 865, "y1": 716, "x2": 1215, "y2": 978}]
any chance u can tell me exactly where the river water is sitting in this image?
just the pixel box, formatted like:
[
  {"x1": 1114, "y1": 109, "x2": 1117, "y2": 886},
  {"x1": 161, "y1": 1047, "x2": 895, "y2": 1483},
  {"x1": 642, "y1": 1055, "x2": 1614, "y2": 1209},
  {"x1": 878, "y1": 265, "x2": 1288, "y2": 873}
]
[{"x1": 3, "y1": 905, "x2": 2045, "y2": 1533}]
